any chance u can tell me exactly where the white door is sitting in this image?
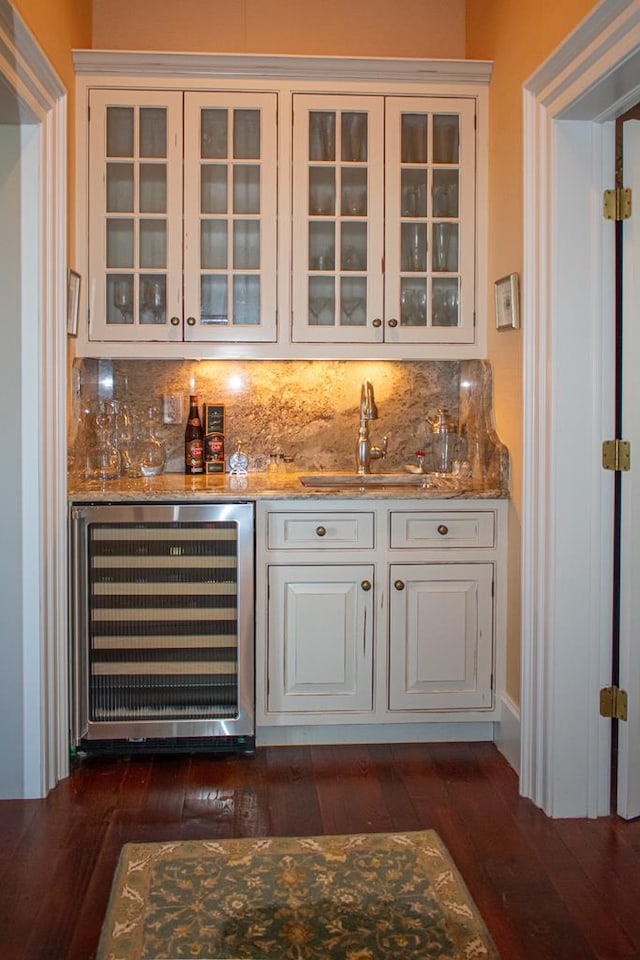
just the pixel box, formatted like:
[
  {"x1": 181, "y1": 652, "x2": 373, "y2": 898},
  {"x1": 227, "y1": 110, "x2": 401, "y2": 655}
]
[{"x1": 617, "y1": 118, "x2": 640, "y2": 819}]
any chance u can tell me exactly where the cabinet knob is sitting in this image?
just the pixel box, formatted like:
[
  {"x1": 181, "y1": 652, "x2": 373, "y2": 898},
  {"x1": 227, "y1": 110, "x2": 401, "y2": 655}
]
[
  {"x1": 437, "y1": 524, "x2": 449, "y2": 536},
  {"x1": 361, "y1": 579, "x2": 372, "y2": 591},
  {"x1": 394, "y1": 579, "x2": 405, "y2": 591},
  {"x1": 170, "y1": 316, "x2": 181, "y2": 326},
  {"x1": 186, "y1": 316, "x2": 197, "y2": 326},
  {"x1": 372, "y1": 318, "x2": 382, "y2": 328},
  {"x1": 388, "y1": 317, "x2": 398, "y2": 328},
  {"x1": 315, "y1": 525, "x2": 327, "y2": 537}
]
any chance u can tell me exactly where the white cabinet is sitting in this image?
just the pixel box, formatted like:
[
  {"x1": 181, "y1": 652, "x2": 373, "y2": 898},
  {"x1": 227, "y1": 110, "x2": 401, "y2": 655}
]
[
  {"x1": 388, "y1": 562, "x2": 494, "y2": 711},
  {"x1": 256, "y1": 499, "x2": 506, "y2": 741},
  {"x1": 74, "y1": 53, "x2": 491, "y2": 359},
  {"x1": 267, "y1": 564, "x2": 374, "y2": 713},
  {"x1": 291, "y1": 95, "x2": 476, "y2": 346},
  {"x1": 88, "y1": 89, "x2": 277, "y2": 343}
]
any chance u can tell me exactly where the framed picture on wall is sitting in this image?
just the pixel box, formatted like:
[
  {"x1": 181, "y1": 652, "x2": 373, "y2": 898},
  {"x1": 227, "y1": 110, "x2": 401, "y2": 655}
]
[
  {"x1": 67, "y1": 269, "x2": 81, "y2": 336},
  {"x1": 494, "y1": 272, "x2": 520, "y2": 330}
]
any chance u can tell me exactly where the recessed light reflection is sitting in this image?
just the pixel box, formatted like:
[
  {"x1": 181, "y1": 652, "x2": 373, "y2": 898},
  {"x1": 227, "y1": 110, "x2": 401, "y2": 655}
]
[{"x1": 227, "y1": 373, "x2": 245, "y2": 392}]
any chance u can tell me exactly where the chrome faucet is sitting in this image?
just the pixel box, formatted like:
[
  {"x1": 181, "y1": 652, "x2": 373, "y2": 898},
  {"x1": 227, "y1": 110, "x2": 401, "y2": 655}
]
[{"x1": 356, "y1": 379, "x2": 388, "y2": 475}]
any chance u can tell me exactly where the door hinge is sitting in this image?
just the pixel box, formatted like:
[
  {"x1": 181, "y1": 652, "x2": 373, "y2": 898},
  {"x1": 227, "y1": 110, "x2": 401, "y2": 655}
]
[
  {"x1": 602, "y1": 439, "x2": 630, "y2": 471},
  {"x1": 603, "y1": 187, "x2": 631, "y2": 221},
  {"x1": 600, "y1": 685, "x2": 628, "y2": 721}
]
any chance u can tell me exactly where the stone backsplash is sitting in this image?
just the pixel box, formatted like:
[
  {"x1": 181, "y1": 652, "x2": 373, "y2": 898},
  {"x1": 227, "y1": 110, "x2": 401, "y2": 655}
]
[{"x1": 71, "y1": 357, "x2": 508, "y2": 488}]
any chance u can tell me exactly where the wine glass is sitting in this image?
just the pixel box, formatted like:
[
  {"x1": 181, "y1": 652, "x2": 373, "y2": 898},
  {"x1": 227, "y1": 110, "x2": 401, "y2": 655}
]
[
  {"x1": 113, "y1": 279, "x2": 132, "y2": 323},
  {"x1": 142, "y1": 279, "x2": 165, "y2": 324},
  {"x1": 308, "y1": 296, "x2": 333, "y2": 325},
  {"x1": 341, "y1": 297, "x2": 364, "y2": 325}
]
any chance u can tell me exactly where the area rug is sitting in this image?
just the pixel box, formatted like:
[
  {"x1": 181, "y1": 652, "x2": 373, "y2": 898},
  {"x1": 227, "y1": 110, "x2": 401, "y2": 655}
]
[{"x1": 97, "y1": 830, "x2": 500, "y2": 960}]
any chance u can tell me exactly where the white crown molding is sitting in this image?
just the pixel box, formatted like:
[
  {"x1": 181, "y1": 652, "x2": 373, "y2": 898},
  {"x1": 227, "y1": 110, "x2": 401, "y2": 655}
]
[
  {"x1": 72, "y1": 49, "x2": 492, "y2": 86},
  {"x1": 0, "y1": 0, "x2": 64, "y2": 120}
]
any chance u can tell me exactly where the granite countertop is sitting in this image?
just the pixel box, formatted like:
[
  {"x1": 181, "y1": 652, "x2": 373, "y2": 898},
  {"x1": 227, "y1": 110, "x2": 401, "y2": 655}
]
[{"x1": 68, "y1": 471, "x2": 509, "y2": 502}]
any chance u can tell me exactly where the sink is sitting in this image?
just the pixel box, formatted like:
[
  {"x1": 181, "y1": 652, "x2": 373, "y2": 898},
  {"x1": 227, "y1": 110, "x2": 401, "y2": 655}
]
[{"x1": 299, "y1": 473, "x2": 445, "y2": 489}]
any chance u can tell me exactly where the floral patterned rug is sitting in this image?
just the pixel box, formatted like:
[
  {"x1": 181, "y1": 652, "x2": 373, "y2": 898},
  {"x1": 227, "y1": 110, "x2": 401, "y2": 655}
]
[{"x1": 97, "y1": 830, "x2": 500, "y2": 959}]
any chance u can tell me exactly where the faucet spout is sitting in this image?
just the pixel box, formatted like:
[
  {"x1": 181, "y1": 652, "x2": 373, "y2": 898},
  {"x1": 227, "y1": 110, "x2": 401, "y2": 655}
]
[{"x1": 356, "y1": 379, "x2": 387, "y2": 475}]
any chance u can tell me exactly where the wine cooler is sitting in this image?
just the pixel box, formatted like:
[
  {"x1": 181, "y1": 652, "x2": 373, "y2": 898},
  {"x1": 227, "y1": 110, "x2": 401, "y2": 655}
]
[{"x1": 70, "y1": 502, "x2": 254, "y2": 754}]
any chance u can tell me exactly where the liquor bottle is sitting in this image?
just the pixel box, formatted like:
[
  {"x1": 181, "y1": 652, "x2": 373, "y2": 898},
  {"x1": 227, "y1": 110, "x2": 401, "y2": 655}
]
[{"x1": 184, "y1": 395, "x2": 204, "y2": 474}]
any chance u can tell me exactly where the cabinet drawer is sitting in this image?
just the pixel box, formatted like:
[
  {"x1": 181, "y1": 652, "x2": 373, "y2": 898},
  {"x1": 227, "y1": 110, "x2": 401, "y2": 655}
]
[
  {"x1": 390, "y1": 511, "x2": 495, "y2": 548},
  {"x1": 267, "y1": 511, "x2": 375, "y2": 550}
]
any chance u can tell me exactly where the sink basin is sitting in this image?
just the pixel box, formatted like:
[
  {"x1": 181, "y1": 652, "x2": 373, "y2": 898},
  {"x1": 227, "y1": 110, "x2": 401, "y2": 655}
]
[{"x1": 299, "y1": 473, "x2": 444, "y2": 489}]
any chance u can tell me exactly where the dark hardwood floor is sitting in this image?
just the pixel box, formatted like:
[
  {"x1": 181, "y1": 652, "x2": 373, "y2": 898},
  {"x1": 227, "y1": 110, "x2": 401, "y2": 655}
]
[{"x1": 1, "y1": 741, "x2": 640, "y2": 959}]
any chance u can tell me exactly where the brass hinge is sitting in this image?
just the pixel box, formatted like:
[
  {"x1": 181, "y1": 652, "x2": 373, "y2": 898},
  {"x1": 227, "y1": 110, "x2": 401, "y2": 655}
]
[
  {"x1": 600, "y1": 686, "x2": 628, "y2": 721},
  {"x1": 603, "y1": 187, "x2": 631, "y2": 221},
  {"x1": 602, "y1": 439, "x2": 630, "y2": 471}
]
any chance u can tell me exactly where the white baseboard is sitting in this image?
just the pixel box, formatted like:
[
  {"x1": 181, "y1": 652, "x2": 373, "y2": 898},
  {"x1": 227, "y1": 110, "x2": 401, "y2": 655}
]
[
  {"x1": 494, "y1": 692, "x2": 520, "y2": 775},
  {"x1": 256, "y1": 721, "x2": 496, "y2": 746}
]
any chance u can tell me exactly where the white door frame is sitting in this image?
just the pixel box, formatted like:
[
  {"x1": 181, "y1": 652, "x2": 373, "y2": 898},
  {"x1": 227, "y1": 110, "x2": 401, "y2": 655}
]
[
  {"x1": 0, "y1": 0, "x2": 67, "y2": 797},
  {"x1": 522, "y1": 0, "x2": 640, "y2": 817}
]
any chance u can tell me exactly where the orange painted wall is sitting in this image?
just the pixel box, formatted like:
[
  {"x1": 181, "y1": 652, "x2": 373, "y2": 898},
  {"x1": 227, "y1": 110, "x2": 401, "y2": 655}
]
[
  {"x1": 466, "y1": 0, "x2": 600, "y2": 703},
  {"x1": 92, "y1": 0, "x2": 465, "y2": 57},
  {"x1": 11, "y1": 0, "x2": 91, "y2": 92}
]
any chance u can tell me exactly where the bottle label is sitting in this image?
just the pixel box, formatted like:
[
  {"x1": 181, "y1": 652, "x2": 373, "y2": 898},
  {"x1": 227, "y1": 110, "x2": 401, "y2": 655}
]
[{"x1": 185, "y1": 439, "x2": 204, "y2": 473}]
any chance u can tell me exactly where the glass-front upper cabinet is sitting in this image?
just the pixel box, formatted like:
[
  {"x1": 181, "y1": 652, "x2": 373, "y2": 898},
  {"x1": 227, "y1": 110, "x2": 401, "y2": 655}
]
[
  {"x1": 384, "y1": 97, "x2": 476, "y2": 345},
  {"x1": 291, "y1": 95, "x2": 385, "y2": 343},
  {"x1": 88, "y1": 90, "x2": 277, "y2": 343},
  {"x1": 291, "y1": 94, "x2": 476, "y2": 345}
]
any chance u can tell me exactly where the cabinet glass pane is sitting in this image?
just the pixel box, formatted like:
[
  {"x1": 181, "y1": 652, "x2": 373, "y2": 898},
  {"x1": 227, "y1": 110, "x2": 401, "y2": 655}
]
[
  {"x1": 233, "y1": 221, "x2": 260, "y2": 270},
  {"x1": 107, "y1": 107, "x2": 133, "y2": 158},
  {"x1": 309, "y1": 222, "x2": 335, "y2": 271},
  {"x1": 401, "y1": 222, "x2": 427, "y2": 272},
  {"x1": 106, "y1": 163, "x2": 134, "y2": 213},
  {"x1": 139, "y1": 219, "x2": 167, "y2": 268},
  {"x1": 106, "y1": 218, "x2": 134, "y2": 268},
  {"x1": 201, "y1": 166, "x2": 228, "y2": 214},
  {"x1": 340, "y1": 276, "x2": 367, "y2": 326},
  {"x1": 233, "y1": 275, "x2": 260, "y2": 324},
  {"x1": 233, "y1": 165, "x2": 260, "y2": 214},
  {"x1": 233, "y1": 110, "x2": 260, "y2": 160},
  {"x1": 202, "y1": 109, "x2": 228, "y2": 160},
  {"x1": 107, "y1": 274, "x2": 134, "y2": 324},
  {"x1": 432, "y1": 278, "x2": 459, "y2": 326},
  {"x1": 140, "y1": 275, "x2": 166, "y2": 324},
  {"x1": 341, "y1": 112, "x2": 367, "y2": 162},
  {"x1": 401, "y1": 169, "x2": 427, "y2": 217},
  {"x1": 432, "y1": 223, "x2": 458, "y2": 272},
  {"x1": 401, "y1": 114, "x2": 427, "y2": 164},
  {"x1": 201, "y1": 276, "x2": 228, "y2": 323},
  {"x1": 201, "y1": 221, "x2": 228, "y2": 269},
  {"x1": 433, "y1": 115, "x2": 459, "y2": 163},
  {"x1": 341, "y1": 168, "x2": 367, "y2": 217},
  {"x1": 432, "y1": 170, "x2": 459, "y2": 217},
  {"x1": 400, "y1": 278, "x2": 427, "y2": 327},
  {"x1": 309, "y1": 167, "x2": 335, "y2": 216},
  {"x1": 139, "y1": 108, "x2": 167, "y2": 158},
  {"x1": 309, "y1": 112, "x2": 335, "y2": 162},
  {"x1": 139, "y1": 164, "x2": 167, "y2": 213},
  {"x1": 308, "y1": 276, "x2": 335, "y2": 325},
  {"x1": 341, "y1": 222, "x2": 366, "y2": 271}
]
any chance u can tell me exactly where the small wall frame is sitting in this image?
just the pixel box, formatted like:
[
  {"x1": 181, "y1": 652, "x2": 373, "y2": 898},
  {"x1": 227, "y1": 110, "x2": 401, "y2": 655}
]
[{"x1": 494, "y1": 272, "x2": 520, "y2": 330}]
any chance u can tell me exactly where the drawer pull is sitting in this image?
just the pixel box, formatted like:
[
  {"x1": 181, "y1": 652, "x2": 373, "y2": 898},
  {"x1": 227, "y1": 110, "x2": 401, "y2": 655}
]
[
  {"x1": 361, "y1": 580, "x2": 372, "y2": 591},
  {"x1": 394, "y1": 579, "x2": 405, "y2": 591},
  {"x1": 437, "y1": 524, "x2": 449, "y2": 536},
  {"x1": 186, "y1": 316, "x2": 197, "y2": 326},
  {"x1": 170, "y1": 316, "x2": 181, "y2": 326},
  {"x1": 372, "y1": 318, "x2": 382, "y2": 328},
  {"x1": 315, "y1": 525, "x2": 327, "y2": 537},
  {"x1": 387, "y1": 317, "x2": 398, "y2": 328}
]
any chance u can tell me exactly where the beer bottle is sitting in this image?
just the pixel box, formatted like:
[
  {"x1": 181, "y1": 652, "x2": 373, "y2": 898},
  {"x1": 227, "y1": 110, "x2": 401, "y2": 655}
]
[{"x1": 184, "y1": 395, "x2": 204, "y2": 474}]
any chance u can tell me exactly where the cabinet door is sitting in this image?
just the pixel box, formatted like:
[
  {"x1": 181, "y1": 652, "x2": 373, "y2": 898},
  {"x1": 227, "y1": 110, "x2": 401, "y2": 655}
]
[
  {"x1": 384, "y1": 98, "x2": 477, "y2": 345},
  {"x1": 291, "y1": 95, "x2": 385, "y2": 343},
  {"x1": 88, "y1": 90, "x2": 184, "y2": 342},
  {"x1": 267, "y1": 564, "x2": 374, "y2": 713},
  {"x1": 183, "y1": 93, "x2": 278, "y2": 342},
  {"x1": 388, "y1": 563, "x2": 493, "y2": 710}
]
